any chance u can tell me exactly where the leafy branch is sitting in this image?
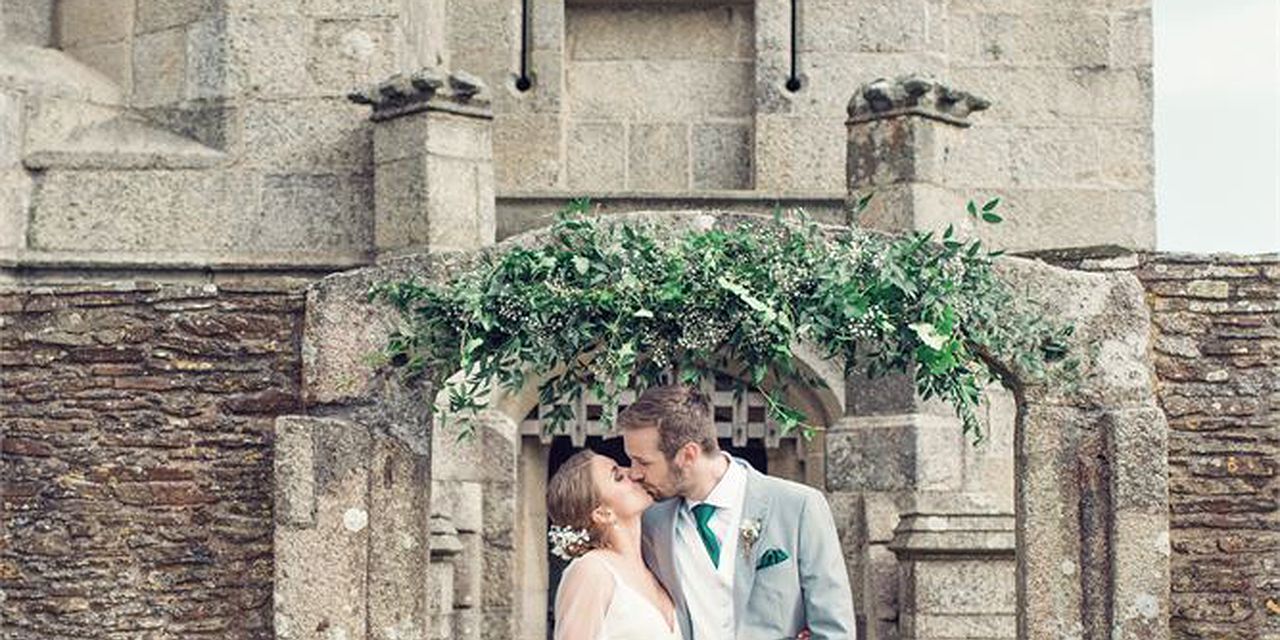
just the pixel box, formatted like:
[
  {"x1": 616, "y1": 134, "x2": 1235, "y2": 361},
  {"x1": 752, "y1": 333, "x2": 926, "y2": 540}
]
[{"x1": 368, "y1": 198, "x2": 1073, "y2": 442}]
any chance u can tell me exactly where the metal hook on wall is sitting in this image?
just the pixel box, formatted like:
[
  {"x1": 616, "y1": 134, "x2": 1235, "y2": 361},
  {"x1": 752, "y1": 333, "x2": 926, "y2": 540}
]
[
  {"x1": 516, "y1": 0, "x2": 533, "y2": 91},
  {"x1": 787, "y1": 0, "x2": 802, "y2": 92}
]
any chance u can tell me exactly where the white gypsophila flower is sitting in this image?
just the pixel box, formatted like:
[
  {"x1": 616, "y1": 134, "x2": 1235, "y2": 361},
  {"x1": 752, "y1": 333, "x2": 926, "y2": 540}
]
[{"x1": 547, "y1": 524, "x2": 592, "y2": 561}]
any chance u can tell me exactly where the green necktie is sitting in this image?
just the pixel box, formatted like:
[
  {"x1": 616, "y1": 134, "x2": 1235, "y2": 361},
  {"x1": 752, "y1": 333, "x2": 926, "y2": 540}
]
[{"x1": 691, "y1": 503, "x2": 721, "y2": 568}]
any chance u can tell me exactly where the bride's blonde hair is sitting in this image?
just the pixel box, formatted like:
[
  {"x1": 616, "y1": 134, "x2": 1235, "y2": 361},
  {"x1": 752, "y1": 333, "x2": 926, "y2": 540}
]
[{"x1": 547, "y1": 450, "x2": 608, "y2": 557}]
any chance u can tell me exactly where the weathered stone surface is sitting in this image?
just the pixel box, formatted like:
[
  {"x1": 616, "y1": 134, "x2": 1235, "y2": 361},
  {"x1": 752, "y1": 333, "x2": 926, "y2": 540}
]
[
  {"x1": 567, "y1": 60, "x2": 753, "y2": 121},
  {"x1": 847, "y1": 75, "x2": 990, "y2": 126},
  {"x1": 826, "y1": 413, "x2": 962, "y2": 492},
  {"x1": 948, "y1": 11, "x2": 1109, "y2": 67},
  {"x1": 302, "y1": 259, "x2": 425, "y2": 406},
  {"x1": 135, "y1": 0, "x2": 221, "y2": 34},
  {"x1": 131, "y1": 26, "x2": 187, "y2": 107},
  {"x1": 801, "y1": 0, "x2": 931, "y2": 54},
  {"x1": 914, "y1": 559, "x2": 1016, "y2": 613},
  {"x1": 28, "y1": 170, "x2": 252, "y2": 252},
  {"x1": 58, "y1": 0, "x2": 134, "y2": 47},
  {"x1": 567, "y1": 122, "x2": 625, "y2": 190},
  {"x1": 568, "y1": 4, "x2": 752, "y2": 61},
  {"x1": 493, "y1": 114, "x2": 561, "y2": 191},
  {"x1": 23, "y1": 116, "x2": 227, "y2": 170},
  {"x1": 240, "y1": 98, "x2": 372, "y2": 170},
  {"x1": 254, "y1": 173, "x2": 373, "y2": 251},
  {"x1": 275, "y1": 415, "x2": 317, "y2": 527},
  {"x1": 754, "y1": 114, "x2": 845, "y2": 193},
  {"x1": 0, "y1": 169, "x2": 31, "y2": 251},
  {"x1": 274, "y1": 416, "x2": 372, "y2": 640},
  {"x1": 1128, "y1": 253, "x2": 1279, "y2": 639},
  {"x1": 1, "y1": 0, "x2": 55, "y2": 46},
  {"x1": 367, "y1": 432, "x2": 432, "y2": 640},
  {"x1": 1015, "y1": 402, "x2": 1088, "y2": 639},
  {"x1": 63, "y1": 40, "x2": 133, "y2": 92},
  {"x1": 224, "y1": 16, "x2": 310, "y2": 98},
  {"x1": 628, "y1": 123, "x2": 688, "y2": 191},
  {"x1": 0, "y1": 283, "x2": 301, "y2": 638},
  {"x1": 692, "y1": 123, "x2": 752, "y2": 190}
]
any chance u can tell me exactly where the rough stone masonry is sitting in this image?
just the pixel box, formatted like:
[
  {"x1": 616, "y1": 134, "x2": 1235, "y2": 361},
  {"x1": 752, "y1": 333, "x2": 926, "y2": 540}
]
[{"x1": 1, "y1": 282, "x2": 303, "y2": 639}]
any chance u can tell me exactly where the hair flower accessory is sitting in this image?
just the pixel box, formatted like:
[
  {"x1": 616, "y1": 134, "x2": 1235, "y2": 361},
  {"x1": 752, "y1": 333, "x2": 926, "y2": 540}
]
[{"x1": 548, "y1": 524, "x2": 592, "y2": 560}]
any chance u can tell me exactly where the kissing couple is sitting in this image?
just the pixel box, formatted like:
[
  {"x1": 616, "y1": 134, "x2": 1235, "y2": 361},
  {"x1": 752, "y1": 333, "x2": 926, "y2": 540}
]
[{"x1": 546, "y1": 384, "x2": 856, "y2": 639}]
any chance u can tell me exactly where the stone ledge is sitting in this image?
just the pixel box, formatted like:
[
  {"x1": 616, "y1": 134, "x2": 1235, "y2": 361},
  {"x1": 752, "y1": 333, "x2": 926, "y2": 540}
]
[
  {"x1": 889, "y1": 512, "x2": 1016, "y2": 559},
  {"x1": 23, "y1": 116, "x2": 227, "y2": 170},
  {"x1": 497, "y1": 192, "x2": 849, "y2": 239},
  {"x1": 499, "y1": 189, "x2": 845, "y2": 202},
  {"x1": 0, "y1": 248, "x2": 370, "y2": 272},
  {"x1": 0, "y1": 44, "x2": 124, "y2": 105}
]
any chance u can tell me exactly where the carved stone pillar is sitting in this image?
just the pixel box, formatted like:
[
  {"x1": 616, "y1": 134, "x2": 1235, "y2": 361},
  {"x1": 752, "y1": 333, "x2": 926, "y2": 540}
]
[
  {"x1": 350, "y1": 68, "x2": 496, "y2": 259},
  {"x1": 845, "y1": 75, "x2": 990, "y2": 234},
  {"x1": 888, "y1": 506, "x2": 1016, "y2": 640},
  {"x1": 828, "y1": 75, "x2": 998, "y2": 640}
]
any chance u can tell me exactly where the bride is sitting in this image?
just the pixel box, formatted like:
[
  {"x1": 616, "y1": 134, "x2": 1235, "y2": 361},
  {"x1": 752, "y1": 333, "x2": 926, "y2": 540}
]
[{"x1": 547, "y1": 450, "x2": 681, "y2": 640}]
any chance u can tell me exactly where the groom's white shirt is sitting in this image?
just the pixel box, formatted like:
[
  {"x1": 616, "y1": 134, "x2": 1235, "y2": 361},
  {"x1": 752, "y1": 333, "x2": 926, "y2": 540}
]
[{"x1": 674, "y1": 452, "x2": 747, "y2": 640}]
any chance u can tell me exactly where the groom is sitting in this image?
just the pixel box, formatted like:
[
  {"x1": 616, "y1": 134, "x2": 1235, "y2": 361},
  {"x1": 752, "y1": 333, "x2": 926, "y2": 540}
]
[{"x1": 620, "y1": 384, "x2": 856, "y2": 640}]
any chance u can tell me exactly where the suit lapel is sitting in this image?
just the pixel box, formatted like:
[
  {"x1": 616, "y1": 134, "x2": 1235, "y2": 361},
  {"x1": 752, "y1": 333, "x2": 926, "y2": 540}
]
[
  {"x1": 654, "y1": 499, "x2": 690, "y2": 638},
  {"x1": 732, "y1": 462, "x2": 772, "y2": 633}
]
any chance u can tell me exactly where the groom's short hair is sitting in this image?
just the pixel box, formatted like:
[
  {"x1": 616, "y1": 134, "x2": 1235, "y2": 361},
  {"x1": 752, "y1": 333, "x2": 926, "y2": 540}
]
[{"x1": 619, "y1": 383, "x2": 719, "y2": 460}]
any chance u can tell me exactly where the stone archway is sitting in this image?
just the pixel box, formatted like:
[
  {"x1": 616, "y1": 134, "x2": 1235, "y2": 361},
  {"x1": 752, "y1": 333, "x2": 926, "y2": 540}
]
[
  {"x1": 489, "y1": 364, "x2": 844, "y2": 640},
  {"x1": 277, "y1": 210, "x2": 1168, "y2": 640}
]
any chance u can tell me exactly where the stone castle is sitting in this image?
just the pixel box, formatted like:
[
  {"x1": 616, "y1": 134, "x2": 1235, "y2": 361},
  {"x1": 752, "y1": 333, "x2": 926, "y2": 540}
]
[{"x1": 1, "y1": 1, "x2": 1276, "y2": 639}]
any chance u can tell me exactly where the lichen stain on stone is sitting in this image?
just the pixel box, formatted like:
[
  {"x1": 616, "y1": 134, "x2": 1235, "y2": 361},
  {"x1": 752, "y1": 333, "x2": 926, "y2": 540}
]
[
  {"x1": 1132, "y1": 593, "x2": 1159, "y2": 619},
  {"x1": 343, "y1": 507, "x2": 368, "y2": 532},
  {"x1": 340, "y1": 31, "x2": 375, "y2": 61}
]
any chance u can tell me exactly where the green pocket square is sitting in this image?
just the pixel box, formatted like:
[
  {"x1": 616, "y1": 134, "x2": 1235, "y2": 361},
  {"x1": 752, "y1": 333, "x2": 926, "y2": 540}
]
[{"x1": 755, "y1": 548, "x2": 789, "y2": 570}]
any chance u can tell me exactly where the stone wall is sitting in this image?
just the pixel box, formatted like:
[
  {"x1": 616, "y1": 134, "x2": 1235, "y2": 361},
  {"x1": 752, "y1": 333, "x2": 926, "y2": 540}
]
[
  {"x1": 1135, "y1": 254, "x2": 1280, "y2": 639},
  {"x1": 564, "y1": 2, "x2": 755, "y2": 191},
  {"x1": 0, "y1": 281, "x2": 305, "y2": 638},
  {"x1": 943, "y1": 0, "x2": 1154, "y2": 251},
  {"x1": 0, "y1": 0, "x2": 55, "y2": 46}
]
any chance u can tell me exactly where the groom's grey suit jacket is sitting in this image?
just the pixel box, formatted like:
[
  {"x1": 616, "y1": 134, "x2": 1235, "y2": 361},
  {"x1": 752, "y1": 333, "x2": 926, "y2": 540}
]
[{"x1": 640, "y1": 457, "x2": 856, "y2": 640}]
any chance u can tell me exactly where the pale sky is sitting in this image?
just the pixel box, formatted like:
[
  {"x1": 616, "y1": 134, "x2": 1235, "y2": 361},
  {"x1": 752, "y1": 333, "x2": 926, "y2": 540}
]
[{"x1": 1155, "y1": 0, "x2": 1280, "y2": 253}]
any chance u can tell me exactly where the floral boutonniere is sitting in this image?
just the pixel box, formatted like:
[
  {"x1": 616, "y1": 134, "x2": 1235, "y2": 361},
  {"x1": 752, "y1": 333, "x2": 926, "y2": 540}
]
[{"x1": 740, "y1": 518, "x2": 762, "y2": 557}]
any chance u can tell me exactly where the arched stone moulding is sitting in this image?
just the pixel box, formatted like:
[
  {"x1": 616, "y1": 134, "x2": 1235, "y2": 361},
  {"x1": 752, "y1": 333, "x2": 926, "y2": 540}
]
[{"x1": 279, "y1": 209, "x2": 1168, "y2": 640}]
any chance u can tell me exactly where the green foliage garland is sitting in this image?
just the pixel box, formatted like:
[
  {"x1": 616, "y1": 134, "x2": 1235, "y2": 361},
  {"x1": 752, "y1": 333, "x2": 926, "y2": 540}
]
[{"x1": 368, "y1": 199, "x2": 1073, "y2": 441}]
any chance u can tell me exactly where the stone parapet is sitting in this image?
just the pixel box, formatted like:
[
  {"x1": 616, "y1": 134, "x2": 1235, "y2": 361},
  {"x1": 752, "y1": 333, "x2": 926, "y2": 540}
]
[{"x1": 352, "y1": 67, "x2": 496, "y2": 258}]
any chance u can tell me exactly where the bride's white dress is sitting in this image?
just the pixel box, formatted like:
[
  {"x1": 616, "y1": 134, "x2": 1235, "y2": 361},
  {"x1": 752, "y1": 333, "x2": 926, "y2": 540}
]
[{"x1": 554, "y1": 556, "x2": 683, "y2": 640}]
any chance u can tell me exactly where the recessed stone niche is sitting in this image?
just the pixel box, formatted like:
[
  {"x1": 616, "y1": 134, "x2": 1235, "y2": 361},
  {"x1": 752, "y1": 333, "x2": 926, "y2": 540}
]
[{"x1": 565, "y1": 0, "x2": 755, "y2": 192}]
